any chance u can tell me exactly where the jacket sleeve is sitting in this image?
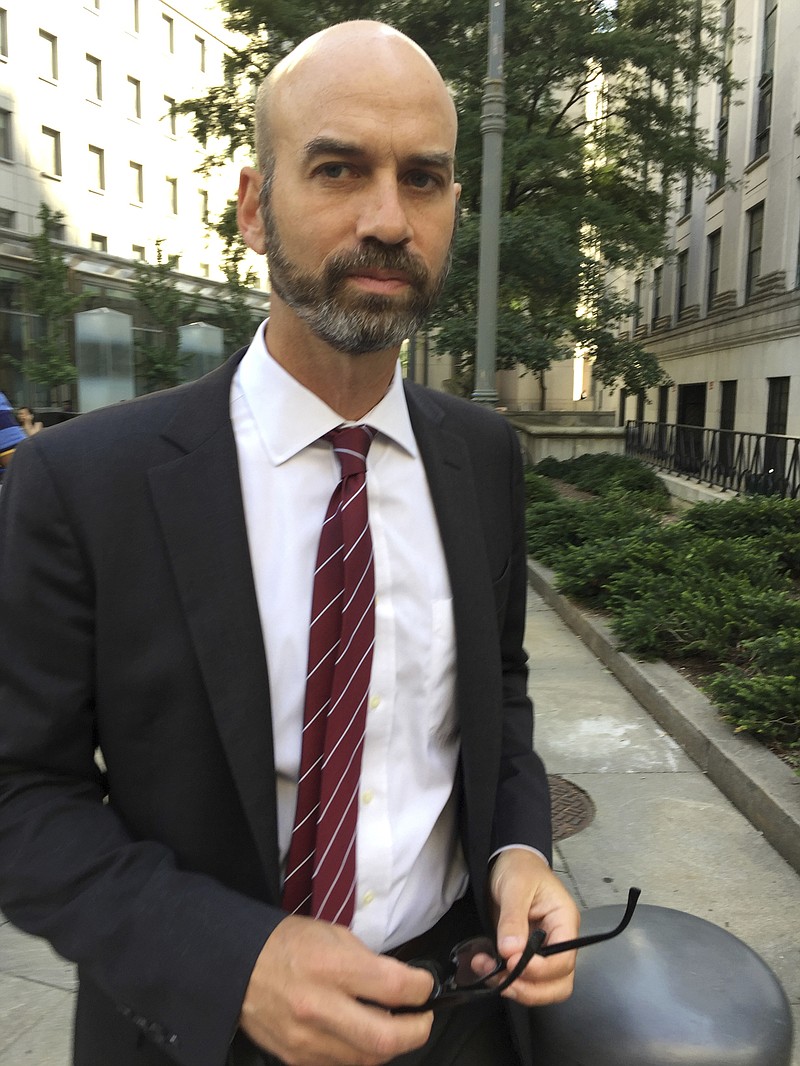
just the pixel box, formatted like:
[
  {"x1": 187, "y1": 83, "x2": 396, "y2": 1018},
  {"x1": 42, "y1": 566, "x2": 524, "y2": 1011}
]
[
  {"x1": 490, "y1": 418, "x2": 552, "y2": 863},
  {"x1": 0, "y1": 439, "x2": 280, "y2": 1066}
]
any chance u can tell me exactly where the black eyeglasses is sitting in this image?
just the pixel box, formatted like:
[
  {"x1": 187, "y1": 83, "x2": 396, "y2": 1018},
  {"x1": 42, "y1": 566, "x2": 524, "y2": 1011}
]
[{"x1": 390, "y1": 886, "x2": 641, "y2": 1013}]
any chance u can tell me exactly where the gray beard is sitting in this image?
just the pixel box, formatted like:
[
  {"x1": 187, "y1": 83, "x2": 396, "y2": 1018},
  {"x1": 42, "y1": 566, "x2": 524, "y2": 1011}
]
[{"x1": 262, "y1": 200, "x2": 454, "y2": 355}]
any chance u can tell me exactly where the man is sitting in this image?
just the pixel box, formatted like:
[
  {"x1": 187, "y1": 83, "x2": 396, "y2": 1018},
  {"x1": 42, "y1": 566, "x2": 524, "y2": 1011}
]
[{"x1": 0, "y1": 21, "x2": 578, "y2": 1066}]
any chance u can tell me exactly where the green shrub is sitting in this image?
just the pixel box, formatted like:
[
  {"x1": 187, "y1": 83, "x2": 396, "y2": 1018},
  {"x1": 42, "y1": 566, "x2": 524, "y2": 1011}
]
[
  {"x1": 524, "y1": 474, "x2": 800, "y2": 761},
  {"x1": 534, "y1": 453, "x2": 669, "y2": 504},
  {"x1": 524, "y1": 469, "x2": 559, "y2": 506},
  {"x1": 606, "y1": 534, "x2": 798, "y2": 660},
  {"x1": 706, "y1": 628, "x2": 800, "y2": 757},
  {"x1": 681, "y1": 499, "x2": 800, "y2": 579},
  {"x1": 526, "y1": 497, "x2": 653, "y2": 570}
]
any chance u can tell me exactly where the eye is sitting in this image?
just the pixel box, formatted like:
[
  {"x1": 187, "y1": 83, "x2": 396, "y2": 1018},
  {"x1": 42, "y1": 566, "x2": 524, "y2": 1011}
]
[
  {"x1": 315, "y1": 162, "x2": 354, "y2": 180},
  {"x1": 405, "y1": 170, "x2": 440, "y2": 190}
]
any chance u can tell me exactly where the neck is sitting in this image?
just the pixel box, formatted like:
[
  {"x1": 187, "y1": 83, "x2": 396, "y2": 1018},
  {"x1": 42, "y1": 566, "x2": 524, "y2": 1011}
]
[{"x1": 264, "y1": 304, "x2": 399, "y2": 421}]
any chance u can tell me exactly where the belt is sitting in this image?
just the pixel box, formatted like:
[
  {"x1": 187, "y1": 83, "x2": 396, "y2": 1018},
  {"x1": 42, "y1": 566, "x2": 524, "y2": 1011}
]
[{"x1": 387, "y1": 891, "x2": 481, "y2": 964}]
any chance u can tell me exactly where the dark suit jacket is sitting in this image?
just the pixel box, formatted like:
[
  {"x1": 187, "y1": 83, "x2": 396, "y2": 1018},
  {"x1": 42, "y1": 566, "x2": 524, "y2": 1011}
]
[{"x1": 0, "y1": 351, "x2": 551, "y2": 1066}]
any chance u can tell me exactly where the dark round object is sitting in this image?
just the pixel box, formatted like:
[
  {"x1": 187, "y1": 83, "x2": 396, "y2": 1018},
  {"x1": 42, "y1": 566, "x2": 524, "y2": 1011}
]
[{"x1": 529, "y1": 904, "x2": 793, "y2": 1065}]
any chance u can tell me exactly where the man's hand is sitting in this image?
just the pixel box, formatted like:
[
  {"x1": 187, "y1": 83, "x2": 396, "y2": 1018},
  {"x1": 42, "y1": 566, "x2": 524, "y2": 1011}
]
[
  {"x1": 240, "y1": 915, "x2": 435, "y2": 1066},
  {"x1": 489, "y1": 849, "x2": 580, "y2": 1007}
]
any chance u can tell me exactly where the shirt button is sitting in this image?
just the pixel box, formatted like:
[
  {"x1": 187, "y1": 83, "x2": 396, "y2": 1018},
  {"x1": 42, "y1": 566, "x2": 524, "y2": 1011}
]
[
  {"x1": 362, "y1": 789, "x2": 374, "y2": 805},
  {"x1": 369, "y1": 696, "x2": 381, "y2": 709},
  {"x1": 362, "y1": 890, "x2": 375, "y2": 907}
]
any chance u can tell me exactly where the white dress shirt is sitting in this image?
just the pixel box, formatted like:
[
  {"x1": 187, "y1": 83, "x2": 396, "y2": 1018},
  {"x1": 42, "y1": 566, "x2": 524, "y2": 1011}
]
[{"x1": 231, "y1": 322, "x2": 468, "y2": 952}]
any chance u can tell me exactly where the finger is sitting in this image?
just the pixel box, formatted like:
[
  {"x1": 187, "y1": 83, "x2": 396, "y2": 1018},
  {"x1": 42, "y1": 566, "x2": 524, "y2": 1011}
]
[
  {"x1": 503, "y1": 967, "x2": 576, "y2": 1008},
  {"x1": 250, "y1": 986, "x2": 434, "y2": 1066},
  {"x1": 346, "y1": 954, "x2": 435, "y2": 1012}
]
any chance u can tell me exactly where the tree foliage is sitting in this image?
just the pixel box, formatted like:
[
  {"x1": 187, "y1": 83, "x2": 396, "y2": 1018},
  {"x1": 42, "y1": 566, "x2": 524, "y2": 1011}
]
[
  {"x1": 133, "y1": 241, "x2": 199, "y2": 392},
  {"x1": 212, "y1": 200, "x2": 264, "y2": 351},
  {"x1": 181, "y1": 0, "x2": 731, "y2": 393},
  {"x1": 14, "y1": 203, "x2": 83, "y2": 390}
]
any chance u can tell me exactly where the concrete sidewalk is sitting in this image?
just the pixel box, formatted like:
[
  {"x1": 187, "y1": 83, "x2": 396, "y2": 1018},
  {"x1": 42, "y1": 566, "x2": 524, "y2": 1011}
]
[
  {"x1": 1, "y1": 586, "x2": 798, "y2": 1064},
  {"x1": 527, "y1": 586, "x2": 799, "y2": 1065}
]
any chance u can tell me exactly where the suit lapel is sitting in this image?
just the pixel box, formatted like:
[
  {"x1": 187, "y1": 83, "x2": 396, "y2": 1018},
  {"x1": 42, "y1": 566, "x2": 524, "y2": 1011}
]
[
  {"x1": 148, "y1": 358, "x2": 281, "y2": 901},
  {"x1": 404, "y1": 385, "x2": 502, "y2": 900}
]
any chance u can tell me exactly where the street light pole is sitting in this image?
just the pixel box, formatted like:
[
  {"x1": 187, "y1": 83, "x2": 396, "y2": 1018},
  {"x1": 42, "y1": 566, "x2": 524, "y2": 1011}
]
[{"x1": 472, "y1": 0, "x2": 506, "y2": 406}]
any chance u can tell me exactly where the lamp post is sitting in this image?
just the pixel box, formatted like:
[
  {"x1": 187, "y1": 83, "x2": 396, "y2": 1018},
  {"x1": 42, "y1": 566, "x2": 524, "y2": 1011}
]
[{"x1": 471, "y1": 0, "x2": 506, "y2": 406}]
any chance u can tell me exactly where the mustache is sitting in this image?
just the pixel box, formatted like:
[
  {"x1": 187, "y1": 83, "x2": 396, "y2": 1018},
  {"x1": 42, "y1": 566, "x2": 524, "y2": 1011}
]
[{"x1": 324, "y1": 244, "x2": 430, "y2": 290}]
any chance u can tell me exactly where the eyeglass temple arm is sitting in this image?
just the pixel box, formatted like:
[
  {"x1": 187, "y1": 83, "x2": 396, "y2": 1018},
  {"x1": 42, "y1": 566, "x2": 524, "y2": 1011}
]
[{"x1": 536, "y1": 886, "x2": 641, "y2": 958}]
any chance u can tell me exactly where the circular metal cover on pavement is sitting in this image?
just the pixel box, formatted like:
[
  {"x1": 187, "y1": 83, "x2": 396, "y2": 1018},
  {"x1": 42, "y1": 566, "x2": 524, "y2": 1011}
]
[{"x1": 548, "y1": 775, "x2": 595, "y2": 842}]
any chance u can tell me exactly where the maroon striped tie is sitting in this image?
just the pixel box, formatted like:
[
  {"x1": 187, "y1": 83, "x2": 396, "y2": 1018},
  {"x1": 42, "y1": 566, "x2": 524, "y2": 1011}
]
[{"x1": 282, "y1": 425, "x2": 376, "y2": 925}]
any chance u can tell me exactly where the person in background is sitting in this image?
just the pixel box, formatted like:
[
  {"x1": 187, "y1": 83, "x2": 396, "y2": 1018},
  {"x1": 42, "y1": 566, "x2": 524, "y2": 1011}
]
[
  {"x1": 17, "y1": 405, "x2": 44, "y2": 436},
  {"x1": 0, "y1": 391, "x2": 26, "y2": 486}
]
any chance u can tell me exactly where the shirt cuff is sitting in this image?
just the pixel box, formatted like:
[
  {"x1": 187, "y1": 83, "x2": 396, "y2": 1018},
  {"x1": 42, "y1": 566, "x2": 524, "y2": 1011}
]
[{"x1": 489, "y1": 844, "x2": 550, "y2": 867}]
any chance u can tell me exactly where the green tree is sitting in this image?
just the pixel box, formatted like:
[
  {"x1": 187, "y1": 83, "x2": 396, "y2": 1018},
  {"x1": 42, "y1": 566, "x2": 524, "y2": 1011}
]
[
  {"x1": 212, "y1": 200, "x2": 264, "y2": 351},
  {"x1": 133, "y1": 241, "x2": 199, "y2": 392},
  {"x1": 14, "y1": 203, "x2": 83, "y2": 391},
  {"x1": 181, "y1": 0, "x2": 732, "y2": 393}
]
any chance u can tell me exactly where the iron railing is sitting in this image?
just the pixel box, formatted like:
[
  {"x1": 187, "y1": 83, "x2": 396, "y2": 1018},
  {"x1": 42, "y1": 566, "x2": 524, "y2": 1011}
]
[{"x1": 625, "y1": 420, "x2": 800, "y2": 500}]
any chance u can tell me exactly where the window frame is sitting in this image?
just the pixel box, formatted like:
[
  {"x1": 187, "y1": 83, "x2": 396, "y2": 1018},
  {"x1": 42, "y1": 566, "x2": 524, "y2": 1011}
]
[
  {"x1": 41, "y1": 126, "x2": 62, "y2": 177},
  {"x1": 39, "y1": 29, "x2": 58, "y2": 82}
]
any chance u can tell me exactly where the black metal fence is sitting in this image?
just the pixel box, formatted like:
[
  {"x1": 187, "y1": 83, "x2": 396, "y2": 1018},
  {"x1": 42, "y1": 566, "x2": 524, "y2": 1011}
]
[{"x1": 625, "y1": 421, "x2": 800, "y2": 500}]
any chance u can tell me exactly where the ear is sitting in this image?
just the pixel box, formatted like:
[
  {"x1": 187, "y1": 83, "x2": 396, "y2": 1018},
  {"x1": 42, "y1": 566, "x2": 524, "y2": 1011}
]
[{"x1": 237, "y1": 167, "x2": 266, "y2": 255}]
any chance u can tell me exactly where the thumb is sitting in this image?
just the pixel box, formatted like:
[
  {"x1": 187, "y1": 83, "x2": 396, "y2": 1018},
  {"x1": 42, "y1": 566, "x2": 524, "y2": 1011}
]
[{"x1": 494, "y1": 879, "x2": 532, "y2": 963}]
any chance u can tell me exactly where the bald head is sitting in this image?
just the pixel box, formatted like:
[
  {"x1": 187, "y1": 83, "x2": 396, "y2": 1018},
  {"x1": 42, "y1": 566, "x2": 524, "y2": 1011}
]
[{"x1": 254, "y1": 21, "x2": 457, "y2": 179}]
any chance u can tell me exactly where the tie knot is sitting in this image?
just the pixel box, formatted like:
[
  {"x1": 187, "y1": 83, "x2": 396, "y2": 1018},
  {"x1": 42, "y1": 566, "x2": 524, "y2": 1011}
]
[{"x1": 326, "y1": 425, "x2": 375, "y2": 478}]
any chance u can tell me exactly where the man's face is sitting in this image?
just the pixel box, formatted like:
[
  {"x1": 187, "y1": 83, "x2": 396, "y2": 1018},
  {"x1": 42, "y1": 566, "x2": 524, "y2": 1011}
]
[
  {"x1": 259, "y1": 47, "x2": 461, "y2": 355},
  {"x1": 261, "y1": 183, "x2": 456, "y2": 355}
]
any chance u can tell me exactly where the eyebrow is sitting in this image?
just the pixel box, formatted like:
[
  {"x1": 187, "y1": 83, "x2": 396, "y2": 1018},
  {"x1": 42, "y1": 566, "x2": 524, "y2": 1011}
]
[{"x1": 302, "y1": 136, "x2": 455, "y2": 174}]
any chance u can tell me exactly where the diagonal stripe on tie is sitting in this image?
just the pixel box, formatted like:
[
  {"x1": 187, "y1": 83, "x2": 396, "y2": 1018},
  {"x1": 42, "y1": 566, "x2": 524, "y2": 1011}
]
[{"x1": 281, "y1": 425, "x2": 377, "y2": 925}]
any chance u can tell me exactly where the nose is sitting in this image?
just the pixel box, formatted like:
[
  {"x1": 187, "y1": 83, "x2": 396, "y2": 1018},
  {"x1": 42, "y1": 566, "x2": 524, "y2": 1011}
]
[{"x1": 355, "y1": 176, "x2": 413, "y2": 246}]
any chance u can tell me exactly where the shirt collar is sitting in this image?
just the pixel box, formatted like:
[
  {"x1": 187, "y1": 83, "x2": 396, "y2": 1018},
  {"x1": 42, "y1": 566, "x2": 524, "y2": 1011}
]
[{"x1": 235, "y1": 320, "x2": 419, "y2": 465}]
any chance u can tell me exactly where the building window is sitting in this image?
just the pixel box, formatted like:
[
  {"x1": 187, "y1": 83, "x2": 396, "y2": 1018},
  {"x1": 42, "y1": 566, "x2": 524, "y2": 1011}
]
[
  {"x1": 0, "y1": 8, "x2": 8, "y2": 58},
  {"x1": 681, "y1": 171, "x2": 693, "y2": 218},
  {"x1": 714, "y1": 0, "x2": 735, "y2": 192},
  {"x1": 131, "y1": 0, "x2": 139, "y2": 33},
  {"x1": 754, "y1": 1, "x2": 777, "y2": 159},
  {"x1": 130, "y1": 161, "x2": 144, "y2": 203},
  {"x1": 766, "y1": 377, "x2": 789, "y2": 436},
  {"x1": 86, "y1": 54, "x2": 102, "y2": 101},
  {"x1": 707, "y1": 229, "x2": 721, "y2": 312},
  {"x1": 631, "y1": 277, "x2": 642, "y2": 337},
  {"x1": 0, "y1": 108, "x2": 11, "y2": 159},
  {"x1": 199, "y1": 189, "x2": 209, "y2": 224},
  {"x1": 0, "y1": 207, "x2": 14, "y2": 228},
  {"x1": 42, "y1": 126, "x2": 62, "y2": 177},
  {"x1": 131, "y1": 243, "x2": 145, "y2": 260},
  {"x1": 88, "y1": 145, "x2": 105, "y2": 191},
  {"x1": 195, "y1": 34, "x2": 206, "y2": 72},
  {"x1": 39, "y1": 30, "x2": 58, "y2": 81},
  {"x1": 200, "y1": 263, "x2": 210, "y2": 278},
  {"x1": 90, "y1": 233, "x2": 107, "y2": 252},
  {"x1": 163, "y1": 96, "x2": 176, "y2": 136},
  {"x1": 745, "y1": 202, "x2": 764, "y2": 301},
  {"x1": 765, "y1": 376, "x2": 790, "y2": 478},
  {"x1": 127, "y1": 76, "x2": 141, "y2": 119},
  {"x1": 162, "y1": 14, "x2": 174, "y2": 53},
  {"x1": 166, "y1": 177, "x2": 178, "y2": 214},
  {"x1": 651, "y1": 265, "x2": 663, "y2": 328},
  {"x1": 676, "y1": 249, "x2": 689, "y2": 318}
]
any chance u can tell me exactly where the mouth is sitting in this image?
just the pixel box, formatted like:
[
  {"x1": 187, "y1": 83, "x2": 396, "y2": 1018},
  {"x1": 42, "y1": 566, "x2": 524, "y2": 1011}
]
[{"x1": 344, "y1": 268, "x2": 413, "y2": 295}]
